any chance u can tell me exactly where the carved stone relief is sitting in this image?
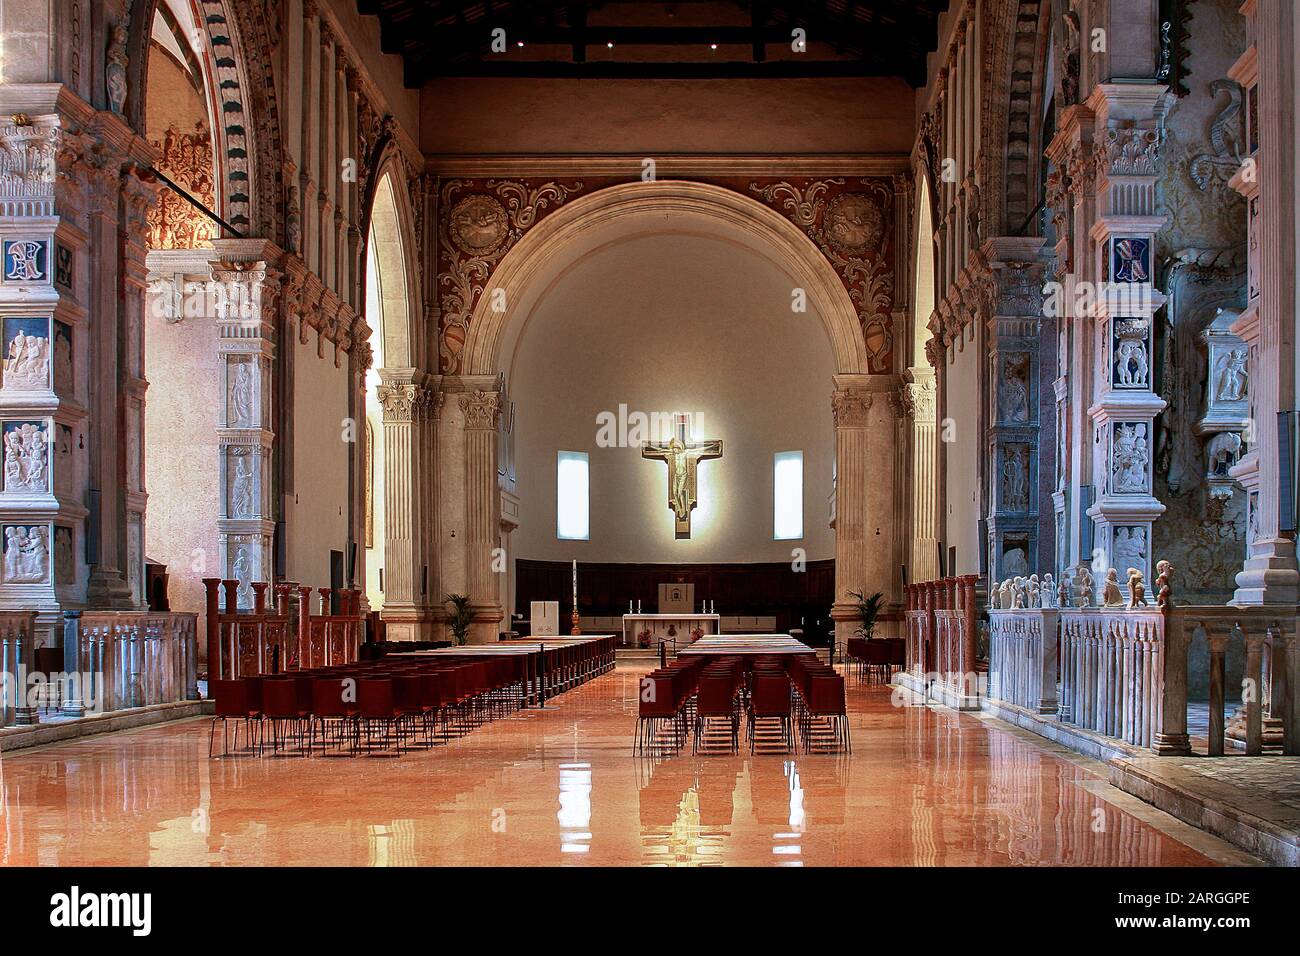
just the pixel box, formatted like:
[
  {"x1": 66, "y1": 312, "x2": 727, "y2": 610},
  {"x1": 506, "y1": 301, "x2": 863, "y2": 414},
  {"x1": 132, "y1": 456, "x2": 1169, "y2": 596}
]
[
  {"x1": 999, "y1": 352, "x2": 1031, "y2": 423},
  {"x1": 3, "y1": 525, "x2": 48, "y2": 583},
  {"x1": 54, "y1": 525, "x2": 74, "y2": 586},
  {"x1": 2, "y1": 422, "x2": 49, "y2": 493},
  {"x1": 1111, "y1": 422, "x2": 1150, "y2": 494}
]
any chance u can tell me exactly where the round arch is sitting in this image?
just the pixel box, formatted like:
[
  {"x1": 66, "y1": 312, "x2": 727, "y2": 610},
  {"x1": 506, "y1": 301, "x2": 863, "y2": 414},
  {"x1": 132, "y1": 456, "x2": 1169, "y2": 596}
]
[
  {"x1": 459, "y1": 180, "x2": 867, "y2": 378},
  {"x1": 361, "y1": 162, "x2": 423, "y2": 370}
]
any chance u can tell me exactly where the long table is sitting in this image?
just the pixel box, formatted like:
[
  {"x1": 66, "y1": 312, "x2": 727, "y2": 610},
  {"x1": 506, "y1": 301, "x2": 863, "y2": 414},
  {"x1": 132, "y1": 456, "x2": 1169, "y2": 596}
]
[
  {"x1": 393, "y1": 635, "x2": 616, "y2": 705},
  {"x1": 676, "y1": 633, "x2": 816, "y2": 659}
]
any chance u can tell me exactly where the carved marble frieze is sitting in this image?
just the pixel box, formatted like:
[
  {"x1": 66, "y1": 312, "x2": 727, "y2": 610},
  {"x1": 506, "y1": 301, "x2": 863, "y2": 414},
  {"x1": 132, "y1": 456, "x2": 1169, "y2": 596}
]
[{"x1": 435, "y1": 175, "x2": 898, "y2": 375}]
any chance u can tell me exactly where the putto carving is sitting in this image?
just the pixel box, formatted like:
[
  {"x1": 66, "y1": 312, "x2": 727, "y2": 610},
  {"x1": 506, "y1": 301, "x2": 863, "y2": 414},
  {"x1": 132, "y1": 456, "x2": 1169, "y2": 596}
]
[
  {"x1": 831, "y1": 388, "x2": 872, "y2": 428},
  {"x1": 1000, "y1": 444, "x2": 1029, "y2": 512},
  {"x1": 3, "y1": 525, "x2": 48, "y2": 583},
  {"x1": 459, "y1": 390, "x2": 503, "y2": 430},
  {"x1": 105, "y1": 20, "x2": 129, "y2": 115},
  {"x1": 1213, "y1": 348, "x2": 1248, "y2": 402},
  {"x1": 3, "y1": 325, "x2": 49, "y2": 390},
  {"x1": 1111, "y1": 423, "x2": 1150, "y2": 494},
  {"x1": 998, "y1": 352, "x2": 1031, "y2": 423},
  {"x1": 1113, "y1": 319, "x2": 1150, "y2": 387},
  {"x1": 3, "y1": 423, "x2": 48, "y2": 493}
]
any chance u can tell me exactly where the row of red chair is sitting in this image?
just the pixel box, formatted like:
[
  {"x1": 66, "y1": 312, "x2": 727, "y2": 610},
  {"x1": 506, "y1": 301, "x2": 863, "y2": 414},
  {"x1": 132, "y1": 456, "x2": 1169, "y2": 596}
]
[
  {"x1": 846, "y1": 637, "x2": 905, "y2": 683},
  {"x1": 209, "y1": 656, "x2": 529, "y2": 758},
  {"x1": 788, "y1": 656, "x2": 851, "y2": 753},
  {"x1": 635, "y1": 653, "x2": 850, "y2": 756}
]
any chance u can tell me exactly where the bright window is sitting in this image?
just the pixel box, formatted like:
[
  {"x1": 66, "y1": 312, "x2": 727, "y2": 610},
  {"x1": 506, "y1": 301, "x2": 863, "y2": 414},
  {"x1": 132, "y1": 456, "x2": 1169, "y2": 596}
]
[
  {"x1": 557, "y1": 451, "x2": 590, "y2": 540},
  {"x1": 774, "y1": 451, "x2": 803, "y2": 540}
]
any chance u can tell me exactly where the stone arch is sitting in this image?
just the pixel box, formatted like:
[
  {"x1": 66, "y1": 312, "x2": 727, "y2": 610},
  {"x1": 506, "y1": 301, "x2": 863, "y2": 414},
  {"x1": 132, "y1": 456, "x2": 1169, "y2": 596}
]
[
  {"x1": 130, "y1": 0, "x2": 284, "y2": 239},
  {"x1": 460, "y1": 180, "x2": 868, "y2": 379},
  {"x1": 361, "y1": 158, "x2": 423, "y2": 370}
]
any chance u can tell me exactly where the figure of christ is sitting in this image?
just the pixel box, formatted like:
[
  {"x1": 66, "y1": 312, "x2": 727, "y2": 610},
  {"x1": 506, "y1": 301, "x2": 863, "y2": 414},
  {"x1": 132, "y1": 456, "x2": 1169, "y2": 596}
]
[{"x1": 641, "y1": 415, "x2": 723, "y2": 539}]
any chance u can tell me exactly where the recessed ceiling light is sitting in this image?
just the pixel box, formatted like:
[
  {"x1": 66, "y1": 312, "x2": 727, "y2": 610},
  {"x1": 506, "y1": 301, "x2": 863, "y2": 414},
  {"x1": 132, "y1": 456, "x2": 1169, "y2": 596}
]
[
  {"x1": 607, "y1": 41, "x2": 614, "y2": 48},
  {"x1": 710, "y1": 43, "x2": 718, "y2": 50},
  {"x1": 516, "y1": 41, "x2": 524, "y2": 47}
]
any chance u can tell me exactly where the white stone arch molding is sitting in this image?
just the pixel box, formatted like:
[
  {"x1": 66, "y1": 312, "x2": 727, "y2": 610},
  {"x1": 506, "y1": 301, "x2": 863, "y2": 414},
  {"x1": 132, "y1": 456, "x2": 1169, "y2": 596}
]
[
  {"x1": 459, "y1": 179, "x2": 868, "y2": 379},
  {"x1": 360, "y1": 151, "x2": 423, "y2": 370},
  {"x1": 909, "y1": 160, "x2": 941, "y2": 368}
]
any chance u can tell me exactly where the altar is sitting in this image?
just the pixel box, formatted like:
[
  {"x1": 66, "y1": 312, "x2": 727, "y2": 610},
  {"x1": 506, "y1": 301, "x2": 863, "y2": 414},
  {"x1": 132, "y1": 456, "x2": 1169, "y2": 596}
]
[{"x1": 621, "y1": 613, "x2": 721, "y2": 647}]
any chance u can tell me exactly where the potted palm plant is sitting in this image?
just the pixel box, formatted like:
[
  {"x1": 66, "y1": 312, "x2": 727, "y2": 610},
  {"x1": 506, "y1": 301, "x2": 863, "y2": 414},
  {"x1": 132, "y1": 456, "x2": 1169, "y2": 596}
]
[
  {"x1": 443, "y1": 592, "x2": 473, "y2": 646},
  {"x1": 848, "y1": 589, "x2": 884, "y2": 640}
]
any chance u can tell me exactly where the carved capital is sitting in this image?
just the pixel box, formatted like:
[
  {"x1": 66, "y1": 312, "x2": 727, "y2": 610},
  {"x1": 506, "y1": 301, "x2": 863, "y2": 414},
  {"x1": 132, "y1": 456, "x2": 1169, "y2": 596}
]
[
  {"x1": 1096, "y1": 126, "x2": 1161, "y2": 178},
  {"x1": 459, "y1": 390, "x2": 502, "y2": 430},
  {"x1": 377, "y1": 382, "x2": 428, "y2": 423},
  {"x1": 900, "y1": 379, "x2": 937, "y2": 422},
  {"x1": 831, "y1": 388, "x2": 873, "y2": 428}
]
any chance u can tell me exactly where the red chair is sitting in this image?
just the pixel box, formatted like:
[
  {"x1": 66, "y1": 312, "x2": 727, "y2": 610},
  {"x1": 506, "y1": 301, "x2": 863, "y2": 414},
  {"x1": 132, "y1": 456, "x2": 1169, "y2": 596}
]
[
  {"x1": 260, "y1": 678, "x2": 311, "y2": 755},
  {"x1": 694, "y1": 675, "x2": 740, "y2": 754},
  {"x1": 208, "y1": 679, "x2": 262, "y2": 758},
  {"x1": 357, "y1": 678, "x2": 404, "y2": 755},
  {"x1": 309, "y1": 677, "x2": 358, "y2": 755},
  {"x1": 748, "y1": 674, "x2": 794, "y2": 753},
  {"x1": 803, "y1": 674, "x2": 851, "y2": 753}
]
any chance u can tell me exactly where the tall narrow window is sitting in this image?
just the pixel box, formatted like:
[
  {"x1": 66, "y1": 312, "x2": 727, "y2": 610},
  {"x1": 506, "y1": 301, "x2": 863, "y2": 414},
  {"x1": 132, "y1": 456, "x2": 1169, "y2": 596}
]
[
  {"x1": 557, "y1": 451, "x2": 590, "y2": 540},
  {"x1": 773, "y1": 451, "x2": 803, "y2": 540}
]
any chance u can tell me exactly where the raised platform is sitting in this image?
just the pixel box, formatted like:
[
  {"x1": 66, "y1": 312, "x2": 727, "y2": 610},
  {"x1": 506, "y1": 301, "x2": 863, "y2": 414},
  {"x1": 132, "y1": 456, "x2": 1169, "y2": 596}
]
[
  {"x1": 1109, "y1": 756, "x2": 1300, "y2": 867},
  {"x1": 0, "y1": 699, "x2": 213, "y2": 753}
]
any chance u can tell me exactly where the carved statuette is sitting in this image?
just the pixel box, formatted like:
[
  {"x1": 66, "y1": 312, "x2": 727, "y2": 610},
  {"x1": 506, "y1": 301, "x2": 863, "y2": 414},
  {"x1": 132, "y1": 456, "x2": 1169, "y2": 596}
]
[
  {"x1": 1102, "y1": 569, "x2": 1125, "y2": 608},
  {"x1": 1155, "y1": 560, "x2": 1173, "y2": 609},
  {"x1": 1126, "y1": 569, "x2": 1148, "y2": 608}
]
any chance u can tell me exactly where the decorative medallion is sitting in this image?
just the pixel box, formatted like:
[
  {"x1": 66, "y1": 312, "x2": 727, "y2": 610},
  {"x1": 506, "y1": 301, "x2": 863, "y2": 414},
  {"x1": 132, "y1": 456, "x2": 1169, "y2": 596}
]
[
  {"x1": 822, "y1": 193, "x2": 883, "y2": 256},
  {"x1": 448, "y1": 195, "x2": 509, "y2": 256}
]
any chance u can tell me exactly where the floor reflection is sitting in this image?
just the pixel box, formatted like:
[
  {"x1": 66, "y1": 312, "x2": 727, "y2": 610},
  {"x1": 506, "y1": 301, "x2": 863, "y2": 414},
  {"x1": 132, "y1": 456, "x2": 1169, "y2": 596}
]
[{"x1": 0, "y1": 665, "x2": 1221, "y2": 867}]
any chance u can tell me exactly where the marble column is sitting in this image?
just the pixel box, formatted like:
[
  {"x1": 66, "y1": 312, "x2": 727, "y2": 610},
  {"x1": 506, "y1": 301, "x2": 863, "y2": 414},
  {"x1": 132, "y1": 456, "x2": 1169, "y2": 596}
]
[
  {"x1": 977, "y1": 237, "x2": 1050, "y2": 582},
  {"x1": 376, "y1": 370, "x2": 435, "y2": 640},
  {"x1": 830, "y1": 382, "x2": 872, "y2": 643},
  {"x1": 1083, "y1": 84, "x2": 1169, "y2": 595},
  {"x1": 900, "y1": 369, "x2": 939, "y2": 582},
  {"x1": 210, "y1": 240, "x2": 281, "y2": 610},
  {"x1": 459, "y1": 388, "x2": 503, "y2": 644},
  {"x1": 1229, "y1": 0, "x2": 1299, "y2": 604}
]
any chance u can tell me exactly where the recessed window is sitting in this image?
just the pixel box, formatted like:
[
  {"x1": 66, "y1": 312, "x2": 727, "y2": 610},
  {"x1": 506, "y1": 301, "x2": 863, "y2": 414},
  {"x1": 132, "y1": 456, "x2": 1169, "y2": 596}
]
[
  {"x1": 557, "y1": 451, "x2": 589, "y2": 540},
  {"x1": 773, "y1": 450, "x2": 803, "y2": 540}
]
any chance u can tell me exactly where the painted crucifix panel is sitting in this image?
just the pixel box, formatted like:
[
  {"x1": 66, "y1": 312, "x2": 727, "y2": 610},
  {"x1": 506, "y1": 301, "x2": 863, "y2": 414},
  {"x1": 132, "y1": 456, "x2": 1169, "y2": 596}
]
[{"x1": 642, "y1": 414, "x2": 721, "y2": 539}]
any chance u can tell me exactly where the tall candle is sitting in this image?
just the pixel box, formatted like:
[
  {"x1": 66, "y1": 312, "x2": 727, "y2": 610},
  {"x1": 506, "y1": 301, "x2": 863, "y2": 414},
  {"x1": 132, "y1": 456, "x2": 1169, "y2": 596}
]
[{"x1": 572, "y1": 559, "x2": 577, "y2": 607}]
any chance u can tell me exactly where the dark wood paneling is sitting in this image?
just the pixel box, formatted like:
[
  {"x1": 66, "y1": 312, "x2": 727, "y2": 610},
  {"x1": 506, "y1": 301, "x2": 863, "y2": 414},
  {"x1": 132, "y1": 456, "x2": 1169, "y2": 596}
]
[{"x1": 515, "y1": 558, "x2": 835, "y2": 638}]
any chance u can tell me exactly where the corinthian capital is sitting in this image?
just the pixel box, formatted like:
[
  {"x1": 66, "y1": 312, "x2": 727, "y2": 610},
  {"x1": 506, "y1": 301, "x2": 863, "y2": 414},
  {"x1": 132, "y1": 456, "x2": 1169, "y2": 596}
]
[
  {"x1": 459, "y1": 390, "x2": 502, "y2": 430},
  {"x1": 901, "y1": 380, "x2": 937, "y2": 422},
  {"x1": 831, "y1": 388, "x2": 872, "y2": 428},
  {"x1": 377, "y1": 382, "x2": 428, "y2": 422}
]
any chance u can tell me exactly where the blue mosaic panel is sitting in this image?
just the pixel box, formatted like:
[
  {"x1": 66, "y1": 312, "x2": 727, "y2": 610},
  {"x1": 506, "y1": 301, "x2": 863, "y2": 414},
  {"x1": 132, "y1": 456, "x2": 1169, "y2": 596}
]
[{"x1": 3, "y1": 239, "x2": 49, "y2": 283}]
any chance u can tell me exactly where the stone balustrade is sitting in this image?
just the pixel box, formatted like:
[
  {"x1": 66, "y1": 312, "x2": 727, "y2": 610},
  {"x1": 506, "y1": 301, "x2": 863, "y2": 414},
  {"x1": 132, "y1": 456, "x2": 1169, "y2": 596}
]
[
  {"x1": 985, "y1": 603, "x2": 1298, "y2": 758},
  {"x1": 63, "y1": 611, "x2": 200, "y2": 716},
  {"x1": 202, "y1": 578, "x2": 364, "y2": 680},
  {"x1": 0, "y1": 612, "x2": 37, "y2": 727},
  {"x1": 902, "y1": 575, "x2": 981, "y2": 708},
  {"x1": 988, "y1": 608, "x2": 1058, "y2": 715}
]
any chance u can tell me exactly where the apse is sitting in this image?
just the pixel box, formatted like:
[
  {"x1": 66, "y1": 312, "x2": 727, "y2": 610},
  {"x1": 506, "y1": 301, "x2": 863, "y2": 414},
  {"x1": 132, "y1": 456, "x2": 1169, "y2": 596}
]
[{"x1": 509, "y1": 231, "x2": 837, "y2": 564}]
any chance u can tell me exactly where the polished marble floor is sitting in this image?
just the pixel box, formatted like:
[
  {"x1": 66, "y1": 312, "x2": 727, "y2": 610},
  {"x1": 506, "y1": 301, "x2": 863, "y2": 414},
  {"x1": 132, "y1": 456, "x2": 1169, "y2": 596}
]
[{"x1": 0, "y1": 664, "x2": 1246, "y2": 866}]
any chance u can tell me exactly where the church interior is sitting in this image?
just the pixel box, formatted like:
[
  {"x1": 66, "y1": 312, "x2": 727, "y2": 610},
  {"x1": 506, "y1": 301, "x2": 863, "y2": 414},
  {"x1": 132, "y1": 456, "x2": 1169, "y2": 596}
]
[{"x1": 0, "y1": 0, "x2": 1298, "y2": 896}]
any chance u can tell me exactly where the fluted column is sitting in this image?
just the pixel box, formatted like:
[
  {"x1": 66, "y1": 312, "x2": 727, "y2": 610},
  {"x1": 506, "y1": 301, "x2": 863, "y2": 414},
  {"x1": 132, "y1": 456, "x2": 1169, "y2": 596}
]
[
  {"x1": 831, "y1": 384, "x2": 872, "y2": 643},
  {"x1": 376, "y1": 371, "x2": 434, "y2": 640},
  {"x1": 901, "y1": 370, "x2": 939, "y2": 581},
  {"x1": 1230, "y1": 0, "x2": 1299, "y2": 603},
  {"x1": 460, "y1": 389, "x2": 503, "y2": 643}
]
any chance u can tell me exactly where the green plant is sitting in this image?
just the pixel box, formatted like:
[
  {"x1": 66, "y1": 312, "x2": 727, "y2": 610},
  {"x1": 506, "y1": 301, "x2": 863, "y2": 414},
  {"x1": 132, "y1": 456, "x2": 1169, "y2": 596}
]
[
  {"x1": 443, "y1": 592, "x2": 473, "y2": 646},
  {"x1": 848, "y1": 589, "x2": 884, "y2": 640}
]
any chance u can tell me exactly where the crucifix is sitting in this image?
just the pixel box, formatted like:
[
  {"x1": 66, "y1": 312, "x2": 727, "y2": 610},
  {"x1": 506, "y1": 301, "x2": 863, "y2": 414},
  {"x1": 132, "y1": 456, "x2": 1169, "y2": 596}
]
[{"x1": 642, "y1": 414, "x2": 722, "y2": 539}]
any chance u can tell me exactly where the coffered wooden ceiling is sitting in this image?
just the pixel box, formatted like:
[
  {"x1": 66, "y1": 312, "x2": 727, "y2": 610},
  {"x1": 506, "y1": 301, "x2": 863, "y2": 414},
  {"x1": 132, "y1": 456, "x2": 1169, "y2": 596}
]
[{"x1": 355, "y1": 1, "x2": 949, "y2": 86}]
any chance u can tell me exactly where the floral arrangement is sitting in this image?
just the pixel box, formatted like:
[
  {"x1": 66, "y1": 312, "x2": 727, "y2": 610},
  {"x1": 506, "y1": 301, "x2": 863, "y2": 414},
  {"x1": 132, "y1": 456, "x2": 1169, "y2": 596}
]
[
  {"x1": 637, "y1": 628, "x2": 653, "y2": 648},
  {"x1": 690, "y1": 626, "x2": 704, "y2": 643}
]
